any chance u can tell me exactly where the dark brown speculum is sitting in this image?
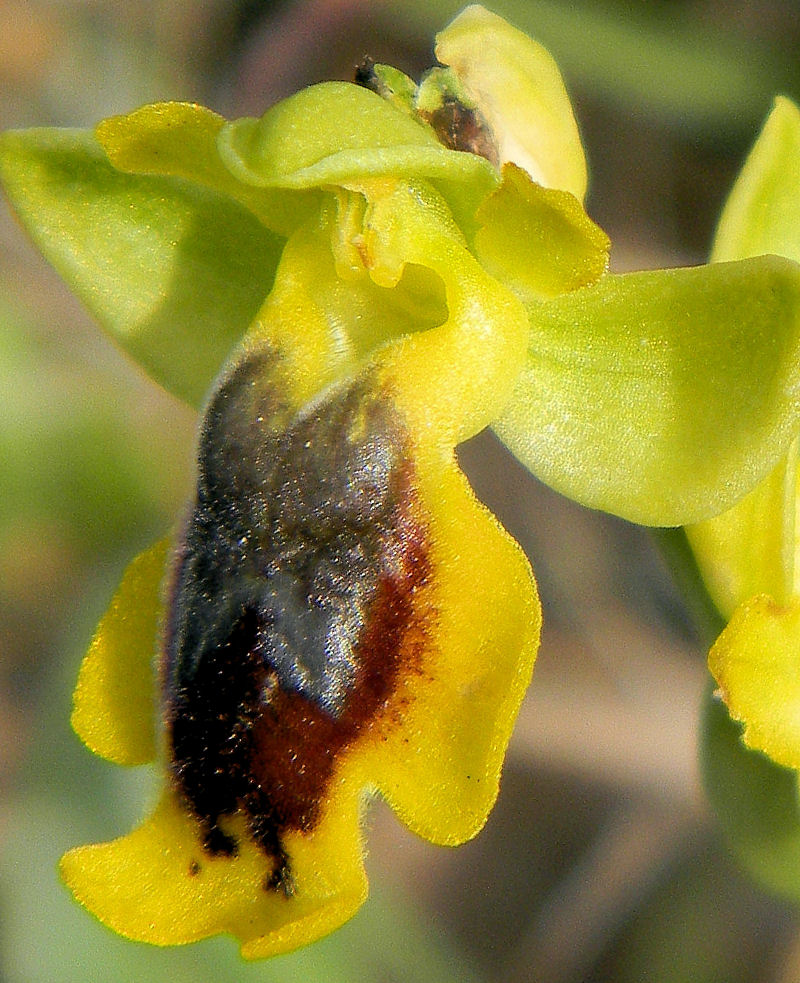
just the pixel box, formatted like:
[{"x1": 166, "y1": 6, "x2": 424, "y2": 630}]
[{"x1": 163, "y1": 350, "x2": 430, "y2": 894}]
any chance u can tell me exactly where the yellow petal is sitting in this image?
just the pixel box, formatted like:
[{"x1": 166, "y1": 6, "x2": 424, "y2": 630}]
[
  {"x1": 71, "y1": 541, "x2": 167, "y2": 766},
  {"x1": 710, "y1": 595, "x2": 800, "y2": 769},
  {"x1": 96, "y1": 101, "x2": 312, "y2": 236},
  {"x1": 686, "y1": 447, "x2": 797, "y2": 618},
  {"x1": 474, "y1": 163, "x2": 609, "y2": 301},
  {"x1": 359, "y1": 177, "x2": 529, "y2": 443},
  {"x1": 60, "y1": 787, "x2": 366, "y2": 958},
  {"x1": 368, "y1": 461, "x2": 539, "y2": 844}
]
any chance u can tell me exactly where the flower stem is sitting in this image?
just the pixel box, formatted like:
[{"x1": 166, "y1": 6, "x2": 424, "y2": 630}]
[{"x1": 649, "y1": 526, "x2": 726, "y2": 648}]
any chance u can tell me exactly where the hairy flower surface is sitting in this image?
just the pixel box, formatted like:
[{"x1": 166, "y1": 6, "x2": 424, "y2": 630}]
[{"x1": 4, "y1": 3, "x2": 800, "y2": 958}]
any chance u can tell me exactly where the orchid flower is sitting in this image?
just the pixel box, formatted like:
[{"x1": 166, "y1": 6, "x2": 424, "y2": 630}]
[{"x1": 3, "y1": 4, "x2": 800, "y2": 957}]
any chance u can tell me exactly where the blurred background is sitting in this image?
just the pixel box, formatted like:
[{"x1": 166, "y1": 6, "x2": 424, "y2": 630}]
[{"x1": 2, "y1": 1, "x2": 800, "y2": 981}]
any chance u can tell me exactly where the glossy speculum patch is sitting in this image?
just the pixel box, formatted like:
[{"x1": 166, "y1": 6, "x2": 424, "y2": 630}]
[
  {"x1": 421, "y1": 99, "x2": 499, "y2": 166},
  {"x1": 164, "y1": 348, "x2": 430, "y2": 894}
]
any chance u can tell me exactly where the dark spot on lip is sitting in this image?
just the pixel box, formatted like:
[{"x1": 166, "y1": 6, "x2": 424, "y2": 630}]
[
  {"x1": 354, "y1": 56, "x2": 379, "y2": 93},
  {"x1": 163, "y1": 349, "x2": 433, "y2": 892}
]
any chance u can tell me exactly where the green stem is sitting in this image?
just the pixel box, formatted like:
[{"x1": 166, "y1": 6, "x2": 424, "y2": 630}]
[{"x1": 650, "y1": 526, "x2": 726, "y2": 647}]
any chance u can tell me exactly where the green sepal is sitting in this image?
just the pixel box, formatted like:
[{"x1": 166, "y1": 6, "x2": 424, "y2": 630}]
[
  {"x1": 495, "y1": 256, "x2": 800, "y2": 526},
  {"x1": 686, "y1": 446, "x2": 797, "y2": 618},
  {"x1": 416, "y1": 66, "x2": 477, "y2": 116},
  {"x1": 358, "y1": 62, "x2": 419, "y2": 117},
  {"x1": 701, "y1": 682, "x2": 800, "y2": 902},
  {"x1": 0, "y1": 127, "x2": 283, "y2": 408}
]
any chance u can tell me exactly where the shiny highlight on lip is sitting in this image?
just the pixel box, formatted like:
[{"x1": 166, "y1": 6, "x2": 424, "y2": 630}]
[{"x1": 163, "y1": 349, "x2": 432, "y2": 893}]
